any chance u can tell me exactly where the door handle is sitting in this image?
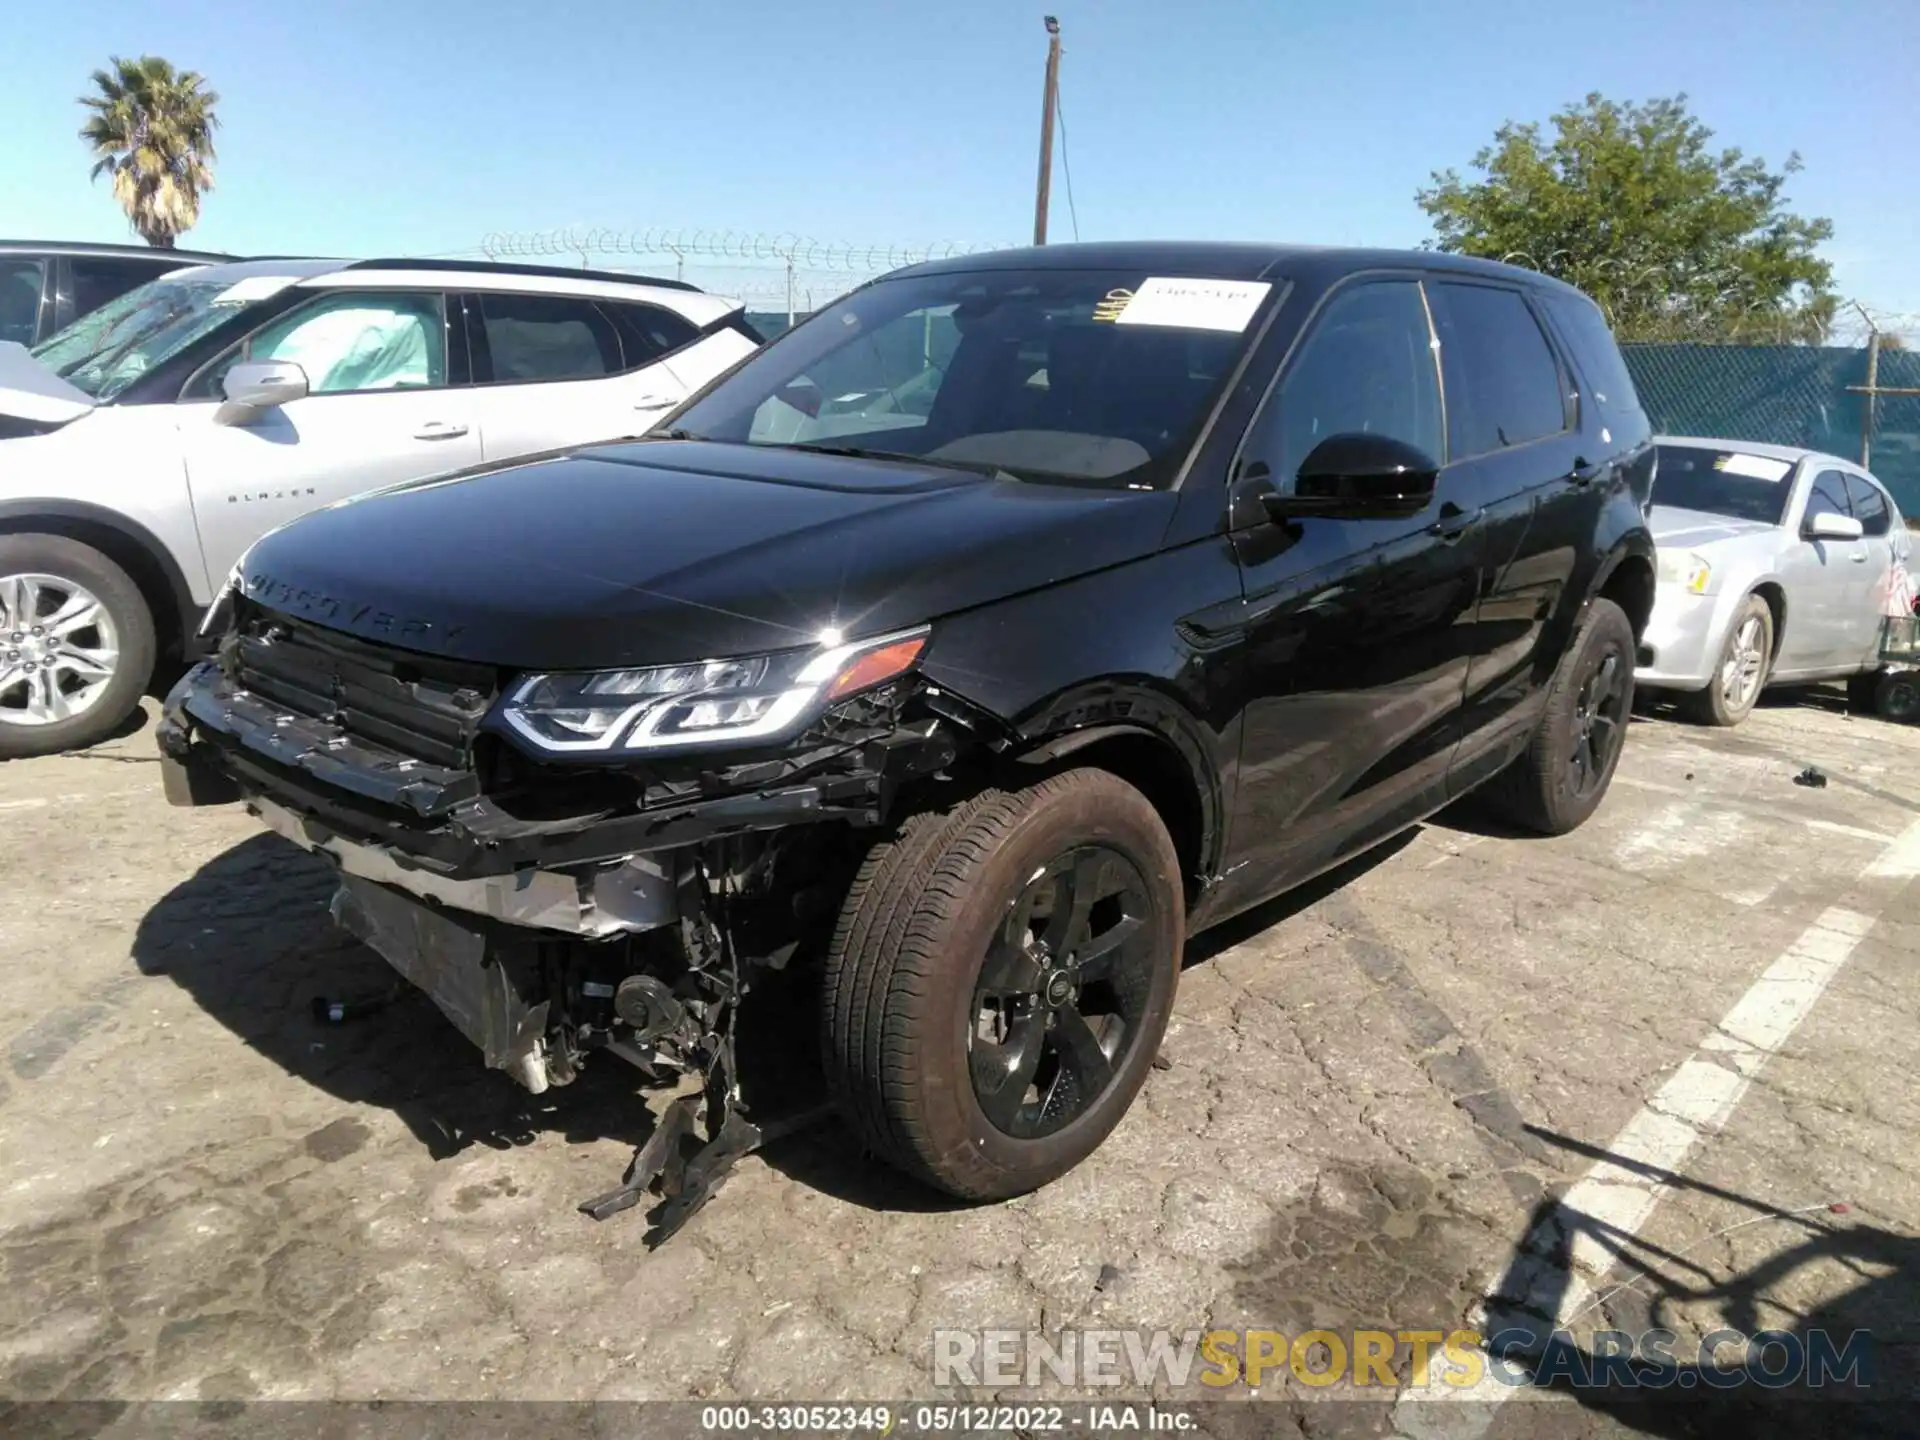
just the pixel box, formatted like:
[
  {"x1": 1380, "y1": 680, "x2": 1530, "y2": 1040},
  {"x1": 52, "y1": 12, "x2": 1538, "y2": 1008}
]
[
  {"x1": 633, "y1": 395, "x2": 675, "y2": 411},
  {"x1": 1567, "y1": 457, "x2": 1604, "y2": 487},
  {"x1": 1852, "y1": 549, "x2": 1870, "y2": 564},
  {"x1": 413, "y1": 422, "x2": 469, "y2": 440},
  {"x1": 1428, "y1": 504, "x2": 1484, "y2": 541}
]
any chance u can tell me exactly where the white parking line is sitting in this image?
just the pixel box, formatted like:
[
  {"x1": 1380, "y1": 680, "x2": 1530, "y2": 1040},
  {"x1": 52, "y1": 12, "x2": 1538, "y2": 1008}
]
[{"x1": 1393, "y1": 814, "x2": 1920, "y2": 1435}]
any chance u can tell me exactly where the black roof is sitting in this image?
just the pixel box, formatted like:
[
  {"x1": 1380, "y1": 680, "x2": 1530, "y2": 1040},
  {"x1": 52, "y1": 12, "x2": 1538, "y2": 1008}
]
[
  {"x1": 892, "y1": 241, "x2": 1585, "y2": 297},
  {"x1": 0, "y1": 239, "x2": 234, "y2": 263},
  {"x1": 343, "y1": 257, "x2": 699, "y2": 292}
]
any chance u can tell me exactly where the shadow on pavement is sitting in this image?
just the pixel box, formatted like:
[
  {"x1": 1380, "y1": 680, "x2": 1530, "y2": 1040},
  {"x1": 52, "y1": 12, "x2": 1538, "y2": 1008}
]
[
  {"x1": 1476, "y1": 1124, "x2": 1917, "y2": 1436},
  {"x1": 135, "y1": 818, "x2": 1432, "y2": 1227},
  {"x1": 130, "y1": 832, "x2": 659, "y2": 1161}
]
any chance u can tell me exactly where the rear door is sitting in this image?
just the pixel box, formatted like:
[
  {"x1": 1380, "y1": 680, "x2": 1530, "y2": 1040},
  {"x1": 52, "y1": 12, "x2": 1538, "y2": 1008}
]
[
  {"x1": 463, "y1": 292, "x2": 702, "y2": 459},
  {"x1": 180, "y1": 288, "x2": 481, "y2": 581},
  {"x1": 1777, "y1": 467, "x2": 1868, "y2": 674},
  {"x1": 1424, "y1": 279, "x2": 1593, "y2": 788}
]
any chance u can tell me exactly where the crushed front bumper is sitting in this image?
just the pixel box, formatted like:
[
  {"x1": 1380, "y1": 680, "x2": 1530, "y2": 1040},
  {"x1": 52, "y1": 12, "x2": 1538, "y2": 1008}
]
[
  {"x1": 157, "y1": 659, "x2": 909, "y2": 926},
  {"x1": 1634, "y1": 585, "x2": 1726, "y2": 690}
]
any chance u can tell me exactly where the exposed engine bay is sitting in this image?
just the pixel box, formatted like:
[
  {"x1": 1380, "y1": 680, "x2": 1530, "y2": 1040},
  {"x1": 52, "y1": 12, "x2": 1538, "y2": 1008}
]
[{"x1": 156, "y1": 608, "x2": 994, "y2": 1242}]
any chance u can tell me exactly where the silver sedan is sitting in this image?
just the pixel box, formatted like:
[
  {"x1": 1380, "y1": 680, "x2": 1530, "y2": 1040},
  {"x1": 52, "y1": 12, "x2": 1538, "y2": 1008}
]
[{"x1": 1636, "y1": 437, "x2": 1912, "y2": 725}]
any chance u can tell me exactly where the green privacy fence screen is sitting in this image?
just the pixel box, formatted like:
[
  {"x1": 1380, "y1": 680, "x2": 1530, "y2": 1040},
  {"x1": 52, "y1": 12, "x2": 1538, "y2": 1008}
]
[{"x1": 1622, "y1": 343, "x2": 1920, "y2": 517}]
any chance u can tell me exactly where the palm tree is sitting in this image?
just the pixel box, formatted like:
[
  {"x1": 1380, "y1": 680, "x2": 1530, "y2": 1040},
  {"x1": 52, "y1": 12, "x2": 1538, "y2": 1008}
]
[{"x1": 78, "y1": 56, "x2": 220, "y2": 249}]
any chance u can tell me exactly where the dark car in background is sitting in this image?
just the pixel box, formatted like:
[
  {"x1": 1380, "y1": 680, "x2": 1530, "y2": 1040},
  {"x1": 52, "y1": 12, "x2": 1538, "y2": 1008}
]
[
  {"x1": 160, "y1": 242, "x2": 1656, "y2": 1234},
  {"x1": 0, "y1": 240, "x2": 233, "y2": 346}
]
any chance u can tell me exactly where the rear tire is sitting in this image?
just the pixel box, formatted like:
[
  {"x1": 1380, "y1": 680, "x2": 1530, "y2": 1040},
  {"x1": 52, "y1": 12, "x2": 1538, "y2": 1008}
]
[
  {"x1": 1876, "y1": 670, "x2": 1920, "y2": 723},
  {"x1": 0, "y1": 534, "x2": 155, "y2": 759},
  {"x1": 1482, "y1": 597, "x2": 1635, "y2": 836},
  {"x1": 821, "y1": 770, "x2": 1183, "y2": 1200},
  {"x1": 1682, "y1": 595, "x2": 1772, "y2": 727}
]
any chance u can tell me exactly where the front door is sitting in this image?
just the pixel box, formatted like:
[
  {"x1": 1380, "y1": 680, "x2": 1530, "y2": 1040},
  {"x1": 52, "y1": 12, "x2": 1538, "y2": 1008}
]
[
  {"x1": 1776, "y1": 467, "x2": 1869, "y2": 675},
  {"x1": 181, "y1": 289, "x2": 480, "y2": 583},
  {"x1": 1842, "y1": 472, "x2": 1903, "y2": 669},
  {"x1": 1210, "y1": 276, "x2": 1484, "y2": 913}
]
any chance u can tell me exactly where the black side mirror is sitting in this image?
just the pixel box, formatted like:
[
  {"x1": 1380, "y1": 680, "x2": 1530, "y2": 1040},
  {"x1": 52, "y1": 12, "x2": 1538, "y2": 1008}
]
[{"x1": 1261, "y1": 433, "x2": 1440, "y2": 523}]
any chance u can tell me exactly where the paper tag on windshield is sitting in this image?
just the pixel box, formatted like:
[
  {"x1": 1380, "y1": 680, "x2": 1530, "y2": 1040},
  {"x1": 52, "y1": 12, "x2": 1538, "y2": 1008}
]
[
  {"x1": 1715, "y1": 452, "x2": 1792, "y2": 483},
  {"x1": 1108, "y1": 277, "x2": 1272, "y2": 332},
  {"x1": 214, "y1": 276, "x2": 298, "y2": 305}
]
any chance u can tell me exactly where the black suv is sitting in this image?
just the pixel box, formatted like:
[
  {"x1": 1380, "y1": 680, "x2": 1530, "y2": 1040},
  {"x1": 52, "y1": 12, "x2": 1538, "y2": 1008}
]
[
  {"x1": 160, "y1": 243, "x2": 1655, "y2": 1233},
  {"x1": 0, "y1": 240, "x2": 233, "y2": 346}
]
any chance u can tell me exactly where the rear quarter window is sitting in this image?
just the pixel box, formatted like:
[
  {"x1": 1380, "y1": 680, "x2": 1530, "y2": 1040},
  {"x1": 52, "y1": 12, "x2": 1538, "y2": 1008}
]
[{"x1": 1542, "y1": 291, "x2": 1644, "y2": 427}]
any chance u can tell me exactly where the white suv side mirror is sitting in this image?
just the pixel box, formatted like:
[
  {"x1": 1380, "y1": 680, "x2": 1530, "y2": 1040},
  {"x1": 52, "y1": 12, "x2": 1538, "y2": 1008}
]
[
  {"x1": 216, "y1": 360, "x2": 309, "y2": 423},
  {"x1": 1805, "y1": 511, "x2": 1865, "y2": 542}
]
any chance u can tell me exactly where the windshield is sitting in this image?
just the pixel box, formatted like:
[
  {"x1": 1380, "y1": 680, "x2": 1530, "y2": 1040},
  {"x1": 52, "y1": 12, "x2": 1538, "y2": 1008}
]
[
  {"x1": 666, "y1": 268, "x2": 1272, "y2": 489},
  {"x1": 1652, "y1": 444, "x2": 1797, "y2": 526},
  {"x1": 31, "y1": 272, "x2": 268, "y2": 400}
]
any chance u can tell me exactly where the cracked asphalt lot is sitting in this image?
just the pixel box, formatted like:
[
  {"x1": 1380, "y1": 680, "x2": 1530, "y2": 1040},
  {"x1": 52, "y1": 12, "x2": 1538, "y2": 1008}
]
[{"x1": 3, "y1": 690, "x2": 1919, "y2": 1435}]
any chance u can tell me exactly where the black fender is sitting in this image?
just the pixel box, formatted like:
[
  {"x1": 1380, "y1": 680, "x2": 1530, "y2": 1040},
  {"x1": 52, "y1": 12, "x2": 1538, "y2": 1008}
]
[
  {"x1": 998, "y1": 680, "x2": 1227, "y2": 898},
  {"x1": 1586, "y1": 513, "x2": 1658, "y2": 639},
  {"x1": 0, "y1": 498, "x2": 205, "y2": 652}
]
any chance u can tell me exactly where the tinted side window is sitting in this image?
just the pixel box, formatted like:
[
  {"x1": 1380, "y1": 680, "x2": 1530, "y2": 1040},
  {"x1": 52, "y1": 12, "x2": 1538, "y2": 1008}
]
[
  {"x1": 1845, "y1": 474, "x2": 1892, "y2": 537},
  {"x1": 71, "y1": 256, "x2": 171, "y2": 318},
  {"x1": 606, "y1": 301, "x2": 698, "y2": 366},
  {"x1": 477, "y1": 294, "x2": 621, "y2": 382},
  {"x1": 1805, "y1": 470, "x2": 1850, "y2": 526},
  {"x1": 0, "y1": 258, "x2": 45, "y2": 344},
  {"x1": 1245, "y1": 279, "x2": 1443, "y2": 489},
  {"x1": 1542, "y1": 290, "x2": 1642, "y2": 422},
  {"x1": 1430, "y1": 282, "x2": 1568, "y2": 458}
]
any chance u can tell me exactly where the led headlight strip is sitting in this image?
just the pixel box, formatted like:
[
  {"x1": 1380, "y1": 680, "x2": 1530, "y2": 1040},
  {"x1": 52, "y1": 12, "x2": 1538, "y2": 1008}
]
[{"x1": 496, "y1": 625, "x2": 930, "y2": 755}]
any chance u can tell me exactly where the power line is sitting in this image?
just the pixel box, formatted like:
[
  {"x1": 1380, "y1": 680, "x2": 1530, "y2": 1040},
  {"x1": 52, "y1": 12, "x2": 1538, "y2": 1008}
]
[{"x1": 1054, "y1": 80, "x2": 1081, "y2": 243}]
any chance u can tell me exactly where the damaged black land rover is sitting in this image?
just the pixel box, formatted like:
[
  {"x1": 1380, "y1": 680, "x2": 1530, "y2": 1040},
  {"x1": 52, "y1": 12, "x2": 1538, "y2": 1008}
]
[{"x1": 161, "y1": 243, "x2": 1656, "y2": 1233}]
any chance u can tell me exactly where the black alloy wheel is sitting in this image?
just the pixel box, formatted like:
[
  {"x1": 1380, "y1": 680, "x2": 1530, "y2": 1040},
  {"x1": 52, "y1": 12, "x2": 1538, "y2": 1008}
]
[
  {"x1": 969, "y1": 844, "x2": 1157, "y2": 1140},
  {"x1": 1568, "y1": 650, "x2": 1628, "y2": 799}
]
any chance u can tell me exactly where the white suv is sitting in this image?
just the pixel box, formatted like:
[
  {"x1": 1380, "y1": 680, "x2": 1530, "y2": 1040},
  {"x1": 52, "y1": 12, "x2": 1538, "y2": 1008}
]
[{"x1": 0, "y1": 257, "x2": 759, "y2": 755}]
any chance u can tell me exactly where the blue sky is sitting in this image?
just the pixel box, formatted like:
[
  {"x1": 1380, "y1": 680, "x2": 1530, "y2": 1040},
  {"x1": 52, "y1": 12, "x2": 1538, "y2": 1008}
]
[{"x1": 5, "y1": 0, "x2": 1917, "y2": 313}]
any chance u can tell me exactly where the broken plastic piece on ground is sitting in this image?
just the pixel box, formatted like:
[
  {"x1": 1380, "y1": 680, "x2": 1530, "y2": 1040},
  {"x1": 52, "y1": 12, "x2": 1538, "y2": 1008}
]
[
  {"x1": 579, "y1": 1095, "x2": 835, "y2": 1245},
  {"x1": 1794, "y1": 765, "x2": 1829, "y2": 789}
]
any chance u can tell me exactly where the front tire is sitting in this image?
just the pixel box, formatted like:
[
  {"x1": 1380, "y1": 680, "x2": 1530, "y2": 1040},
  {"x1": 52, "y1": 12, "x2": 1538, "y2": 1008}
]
[
  {"x1": 1482, "y1": 597, "x2": 1635, "y2": 836},
  {"x1": 1682, "y1": 594, "x2": 1772, "y2": 727},
  {"x1": 822, "y1": 770, "x2": 1184, "y2": 1201},
  {"x1": 0, "y1": 534, "x2": 156, "y2": 759}
]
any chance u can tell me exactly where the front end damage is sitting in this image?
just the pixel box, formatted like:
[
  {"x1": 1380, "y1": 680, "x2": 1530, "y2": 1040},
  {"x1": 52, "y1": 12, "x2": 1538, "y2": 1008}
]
[{"x1": 157, "y1": 608, "x2": 991, "y2": 1241}]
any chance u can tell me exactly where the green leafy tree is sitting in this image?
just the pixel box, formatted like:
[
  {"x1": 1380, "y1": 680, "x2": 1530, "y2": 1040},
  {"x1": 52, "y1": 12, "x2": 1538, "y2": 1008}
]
[
  {"x1": 1417, "y1": 94, "x2": 1835, "y2": 343},
  {"x1": 79, "y1": 56, "x2": 220, "y2": 249}
]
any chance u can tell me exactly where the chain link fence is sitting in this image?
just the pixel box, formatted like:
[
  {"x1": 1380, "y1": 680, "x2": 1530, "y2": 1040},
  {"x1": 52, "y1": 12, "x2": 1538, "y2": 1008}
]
[
  {"x1": 1620, "y1": 315, "x2": 1920, "y2": 519},
  {"x1": 476, "y1": 228, "x2": 1014, "y2": 334}
]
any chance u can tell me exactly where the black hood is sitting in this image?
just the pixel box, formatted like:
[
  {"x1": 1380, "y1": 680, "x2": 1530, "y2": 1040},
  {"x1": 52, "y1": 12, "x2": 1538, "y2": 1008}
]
[{"x1": 238, "y1": 440, "x2": 1178, "y2": 670}]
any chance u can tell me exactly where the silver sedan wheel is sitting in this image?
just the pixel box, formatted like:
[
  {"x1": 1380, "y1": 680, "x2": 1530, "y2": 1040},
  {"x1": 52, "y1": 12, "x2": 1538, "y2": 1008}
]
[
  {"x1": 0, "y1": 573, "x2": 122, "y2": 728},
  {"x1": 1720, "y1": 613, "x2": 1767, "y2": 712}
]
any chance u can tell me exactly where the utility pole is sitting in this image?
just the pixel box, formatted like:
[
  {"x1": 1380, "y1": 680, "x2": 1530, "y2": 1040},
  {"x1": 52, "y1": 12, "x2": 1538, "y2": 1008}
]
[{"x1": 1033, "y1": 16, "x2": 1061, "y2": 246}]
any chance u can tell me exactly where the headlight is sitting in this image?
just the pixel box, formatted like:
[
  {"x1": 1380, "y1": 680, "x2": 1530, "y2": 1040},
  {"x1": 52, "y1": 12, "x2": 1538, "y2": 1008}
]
[
  {"x1": 495, "y1": 626, "x2": 930, "y2": 755},
  {"x1": 1656, "y1": 549, "x2": 1713, "y2": 595}
]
